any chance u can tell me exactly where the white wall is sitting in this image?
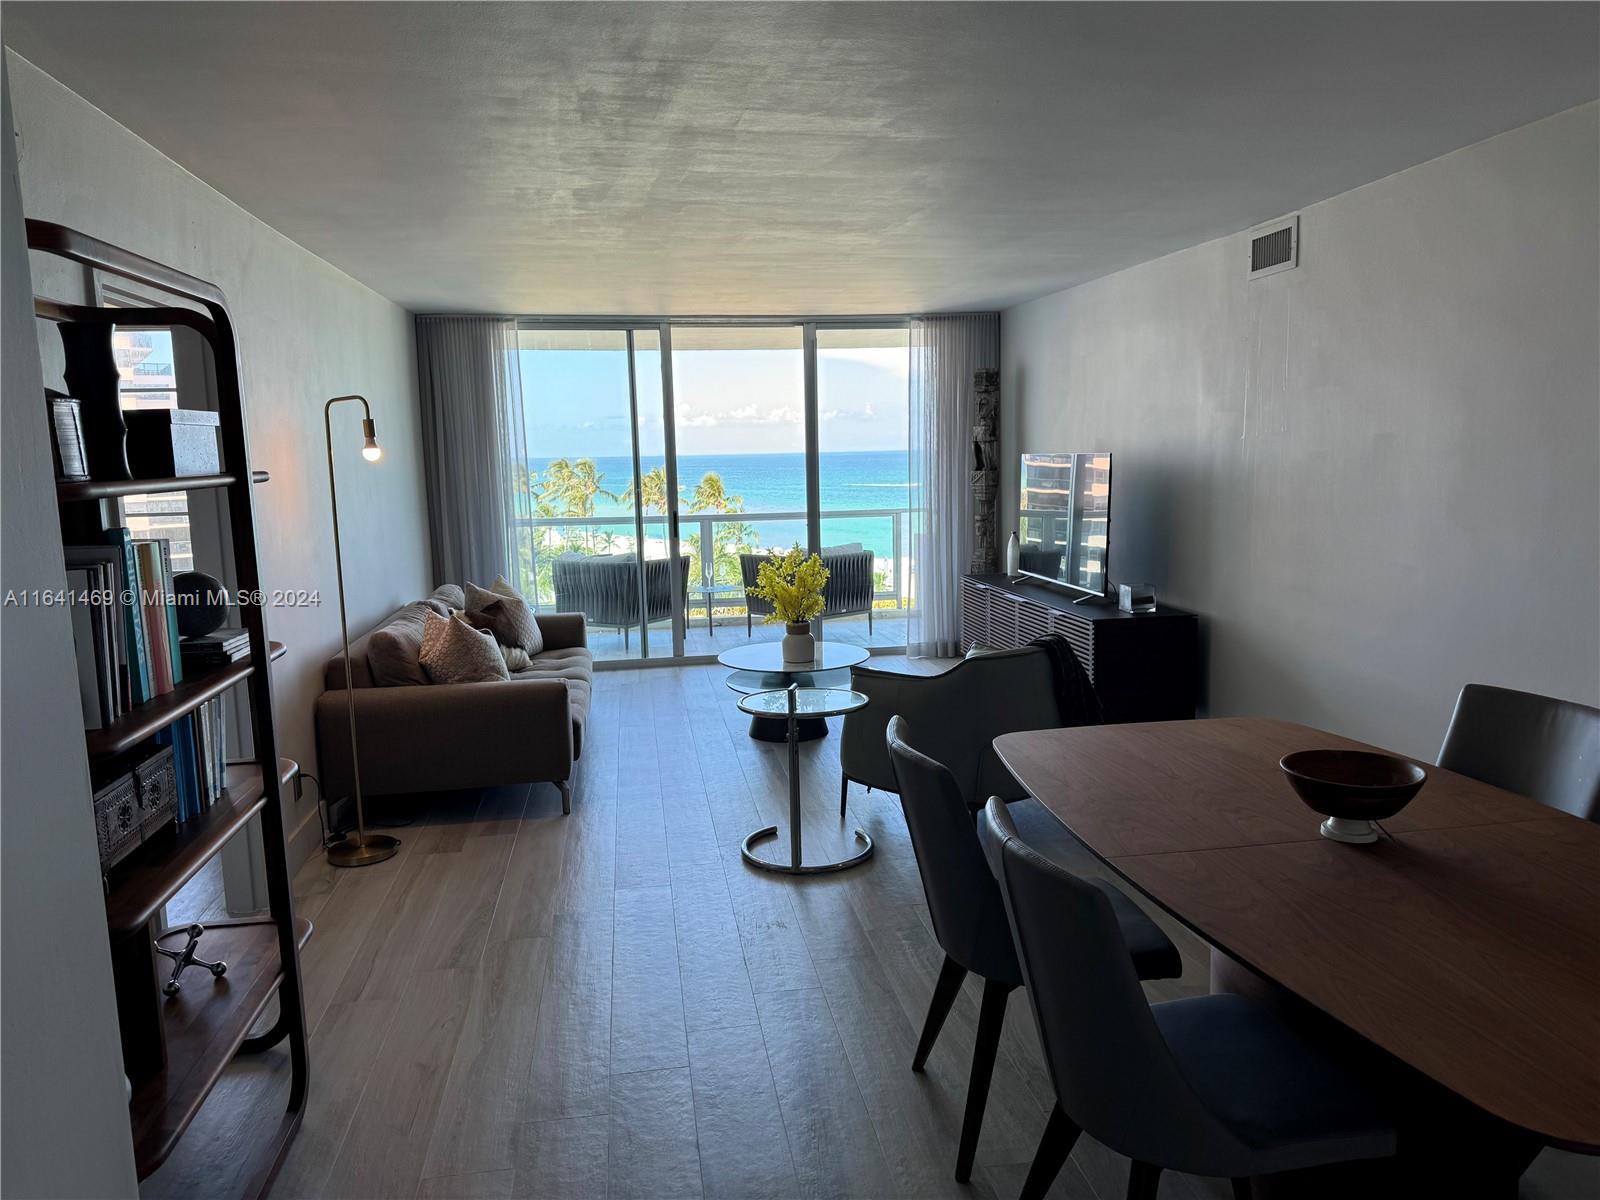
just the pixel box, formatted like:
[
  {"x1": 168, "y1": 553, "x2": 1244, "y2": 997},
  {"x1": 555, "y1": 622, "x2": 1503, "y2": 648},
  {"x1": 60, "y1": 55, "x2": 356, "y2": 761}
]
[
  {"x1": 7, "y1": 52, "x2": 434, "y2": 859},
  {"x1": 1002, "y1": 103, "x2": 1599, "y2": 758},
  {"x1": 1, "y1": 59, "x2": 139, "y2": 1198}
]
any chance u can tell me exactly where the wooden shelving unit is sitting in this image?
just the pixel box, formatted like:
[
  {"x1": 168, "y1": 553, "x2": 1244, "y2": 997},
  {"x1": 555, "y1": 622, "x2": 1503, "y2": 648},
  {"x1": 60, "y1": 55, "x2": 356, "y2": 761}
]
[
  {"x1": 32, "y1": 219, "x2": 309, "y2": 1200},
  {"x1": 130, "y1": 915, "x2": 312, "y2": 1178},
  {"x1": 87, "y1": 643, "x2": 284, "y2": 759},
  {"x1": 57, "y1": 472, "x2": 238, "y2": 503},
  {"x1": 106, "y1": 758, "x2": 298, "y2": 935}
]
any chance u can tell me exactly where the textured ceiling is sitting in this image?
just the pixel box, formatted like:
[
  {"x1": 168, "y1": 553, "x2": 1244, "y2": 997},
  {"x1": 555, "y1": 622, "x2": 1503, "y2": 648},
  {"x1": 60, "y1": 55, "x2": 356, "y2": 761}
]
[{"x1": 5, "y1": 1, "x2": 1597, "y2": 315}]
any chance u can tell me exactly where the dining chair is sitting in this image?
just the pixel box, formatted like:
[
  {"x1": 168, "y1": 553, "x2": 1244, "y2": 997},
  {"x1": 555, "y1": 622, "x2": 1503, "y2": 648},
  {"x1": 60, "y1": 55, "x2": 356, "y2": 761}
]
[
  {"x1": 1437, "y1": 683, "x2": 1600, "y2": 822},
  {"x1": 885, "y1": 717, "x2": 1180, "y2": 1185},
  {"x1": 977, "y1": 796, "x2": 1396, "y2": 1200}
]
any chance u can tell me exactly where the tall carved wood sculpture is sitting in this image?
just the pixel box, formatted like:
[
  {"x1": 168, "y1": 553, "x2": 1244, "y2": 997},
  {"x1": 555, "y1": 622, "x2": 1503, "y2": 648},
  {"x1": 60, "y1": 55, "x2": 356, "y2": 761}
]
[{"x1": 970, "y1": 368, "x2": 1000, "y2": 573}]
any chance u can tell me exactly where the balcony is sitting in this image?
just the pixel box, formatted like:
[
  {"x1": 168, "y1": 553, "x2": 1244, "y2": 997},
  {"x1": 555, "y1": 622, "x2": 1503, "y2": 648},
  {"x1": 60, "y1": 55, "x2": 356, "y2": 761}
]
[{"x1": 513, "y1": 506, "x2": 915, "y2": 659}]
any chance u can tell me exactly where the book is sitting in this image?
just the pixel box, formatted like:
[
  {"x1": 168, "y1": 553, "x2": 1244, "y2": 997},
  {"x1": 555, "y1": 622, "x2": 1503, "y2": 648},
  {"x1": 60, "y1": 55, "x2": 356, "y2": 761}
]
[
  {"x1": 156, "y1": 540, "x2": 184, "y2": 688},
  {"x1": 65, "y1": 547, "x2": 128, "y2": 713},
  {"x1": 66, "y1": 567, "x2": 108, "y2": 729},
  {"x1": 180, "y1": 626, "x2": 250, "y2": 668},
  {"x1": 134, "y1": 542, "x2": 172, "y2": 695},
  {"x1": 105, "y1": 528, "x2": 152, "y2": 705},
  {"x1": 171, "y1": 713, "x2": 198, "y2": 823}
]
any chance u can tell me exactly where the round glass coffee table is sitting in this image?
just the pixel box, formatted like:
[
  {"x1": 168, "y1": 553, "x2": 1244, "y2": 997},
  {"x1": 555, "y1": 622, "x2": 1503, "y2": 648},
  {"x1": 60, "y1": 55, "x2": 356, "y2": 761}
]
[
  {"x1": 718, "y1": 640, "x2": 870, "y2": 742},
  {"x1": 737, "y1": 685, "x2": 873, "y2": 874}
]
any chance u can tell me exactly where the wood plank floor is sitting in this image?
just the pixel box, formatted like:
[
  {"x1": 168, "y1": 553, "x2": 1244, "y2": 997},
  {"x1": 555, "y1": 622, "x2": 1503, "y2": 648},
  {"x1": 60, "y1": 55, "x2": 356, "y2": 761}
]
[{"x1": 148, "y1": 664, "x2": 1597, "y2": 1200}]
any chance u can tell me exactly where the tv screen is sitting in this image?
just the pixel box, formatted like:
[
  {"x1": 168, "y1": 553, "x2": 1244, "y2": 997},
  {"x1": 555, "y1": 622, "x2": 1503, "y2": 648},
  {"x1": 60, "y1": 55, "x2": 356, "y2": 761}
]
[{"x1": 1018, "y1": 452, "x2": 1112, "y2": 595}]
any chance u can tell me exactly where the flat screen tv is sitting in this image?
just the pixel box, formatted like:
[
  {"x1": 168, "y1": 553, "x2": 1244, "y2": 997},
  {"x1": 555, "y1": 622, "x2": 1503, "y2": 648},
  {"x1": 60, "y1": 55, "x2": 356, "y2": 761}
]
[{"x1": 1017, "y1": 452, "x2": 1112, "y2": 597}]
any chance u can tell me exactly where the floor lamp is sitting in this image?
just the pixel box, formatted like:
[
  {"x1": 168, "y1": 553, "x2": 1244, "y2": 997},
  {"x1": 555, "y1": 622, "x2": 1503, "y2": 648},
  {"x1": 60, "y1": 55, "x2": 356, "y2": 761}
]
[{"x1": 323, "y1": 394, "x2": 399, "y2": 868}]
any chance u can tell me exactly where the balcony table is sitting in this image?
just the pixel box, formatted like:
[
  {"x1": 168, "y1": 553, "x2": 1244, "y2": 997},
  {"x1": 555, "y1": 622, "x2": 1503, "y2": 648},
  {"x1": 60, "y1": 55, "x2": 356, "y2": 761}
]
[{"x1": 994, "y1": 717, "x2": 1600, "y2": 1186}]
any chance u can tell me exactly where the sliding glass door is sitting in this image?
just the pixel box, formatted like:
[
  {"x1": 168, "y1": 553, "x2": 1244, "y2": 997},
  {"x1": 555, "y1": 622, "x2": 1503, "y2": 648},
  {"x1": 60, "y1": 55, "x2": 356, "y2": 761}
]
[
  {"x1": 816, "y1": 326, "x2": 911, "y2": 649},
  {"x1": 670, "y1": 325, "x2": 806, "y2": 652},
  {"x1": 515, "y1": 327, "x2": 684, "y2": 661},
  {"x1": 515, "y1": 318, "x2": 909, "y2": 664}
]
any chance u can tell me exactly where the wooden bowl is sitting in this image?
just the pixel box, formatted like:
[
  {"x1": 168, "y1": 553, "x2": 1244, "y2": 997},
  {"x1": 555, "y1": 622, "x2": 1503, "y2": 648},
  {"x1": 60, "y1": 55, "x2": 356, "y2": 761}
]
[{"x1": 1279, "y1": 749, "x2": 1427, "y2": 844}]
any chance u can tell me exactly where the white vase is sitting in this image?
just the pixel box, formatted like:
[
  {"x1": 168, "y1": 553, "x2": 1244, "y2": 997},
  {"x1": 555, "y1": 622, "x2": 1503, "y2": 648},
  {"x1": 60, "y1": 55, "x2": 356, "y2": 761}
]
[
  {"x1": 782, "y1": 621, "x2": 815, "y2": 665},
  {"x1": 1004, "y1": 531, "x2": 1021, "y2": 576}
]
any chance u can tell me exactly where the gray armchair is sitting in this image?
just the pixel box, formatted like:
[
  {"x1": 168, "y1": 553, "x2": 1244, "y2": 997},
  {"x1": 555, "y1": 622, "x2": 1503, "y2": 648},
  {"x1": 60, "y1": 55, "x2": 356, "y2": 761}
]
[
  {"x1": 741, "y1": 546, "x2": 877, "y2": 635},
  {"x1": 552, "y1": 553, "x2": 690, "y2": 649},
  {"x1": 840, "y1": 645, "x2": 1070, "y2": 814}
]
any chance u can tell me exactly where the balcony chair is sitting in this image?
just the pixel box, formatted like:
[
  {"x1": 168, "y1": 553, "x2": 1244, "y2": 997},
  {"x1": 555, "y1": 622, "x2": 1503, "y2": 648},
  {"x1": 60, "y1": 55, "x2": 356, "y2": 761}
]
[
  {"x1": 552, "y1": 553, "x2": 690, "y2": 650},
  {"x1": 978, "y1": 797, "x2": 1396, "y2": 1200},
  {"x1": 888, "y1": 718, "x2": 1179, "y2": 1185},
  {"x1": 740, "y1": 545, "x2": 876, "y2": 635},
  {"x1": 1436, "y1": 683, "x2": 1600, "y2": 822}
]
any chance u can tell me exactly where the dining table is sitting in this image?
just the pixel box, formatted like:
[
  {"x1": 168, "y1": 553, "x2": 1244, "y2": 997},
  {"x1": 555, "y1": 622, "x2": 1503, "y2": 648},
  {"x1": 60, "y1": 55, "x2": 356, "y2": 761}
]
[{"x1": 993, "y1": 716, "x2": 1600, "y2": 1183}]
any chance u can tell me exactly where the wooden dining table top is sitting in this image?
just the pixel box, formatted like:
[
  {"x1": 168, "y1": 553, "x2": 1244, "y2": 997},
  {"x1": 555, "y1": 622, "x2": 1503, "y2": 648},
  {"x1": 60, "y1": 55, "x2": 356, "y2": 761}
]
[{"x1": 993, "y1": 717, "x2": 1600, "y2": 1152}]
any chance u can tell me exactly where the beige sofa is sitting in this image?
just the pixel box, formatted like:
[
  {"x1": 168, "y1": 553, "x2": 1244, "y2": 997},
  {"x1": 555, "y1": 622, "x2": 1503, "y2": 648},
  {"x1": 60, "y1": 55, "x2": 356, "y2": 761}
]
[{"x1": 315, "y1": 585, "x2": 592, "y2": 814}]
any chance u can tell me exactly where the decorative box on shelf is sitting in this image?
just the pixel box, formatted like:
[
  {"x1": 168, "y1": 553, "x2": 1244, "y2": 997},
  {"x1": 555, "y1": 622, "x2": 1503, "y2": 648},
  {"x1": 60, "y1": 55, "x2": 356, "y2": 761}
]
[
  {"x1": 92, "y1": 772, "x2": 142, "y2": 871},
  {"x1": 134, "y1": 746, "x2": 178, "y2": 837},
  {"x1": 124, "y1": 408, "x2": 222, "y2": 478},
  {"x1": 92, "y1": 745, "x2": 179, "y2": 872}
]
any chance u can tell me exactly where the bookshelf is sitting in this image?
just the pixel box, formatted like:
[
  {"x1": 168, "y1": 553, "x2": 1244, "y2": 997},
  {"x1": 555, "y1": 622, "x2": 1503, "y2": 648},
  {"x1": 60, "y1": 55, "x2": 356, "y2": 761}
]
[{"x1": 31, "y1": 219, "x2": 308, "y2": 1198}]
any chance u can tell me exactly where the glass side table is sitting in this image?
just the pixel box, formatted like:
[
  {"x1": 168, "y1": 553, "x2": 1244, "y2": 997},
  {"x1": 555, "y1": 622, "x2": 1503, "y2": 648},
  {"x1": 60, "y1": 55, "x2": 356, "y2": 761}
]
[{"x1": 736, "y1": 684, "x2": 873, "y2": 875}]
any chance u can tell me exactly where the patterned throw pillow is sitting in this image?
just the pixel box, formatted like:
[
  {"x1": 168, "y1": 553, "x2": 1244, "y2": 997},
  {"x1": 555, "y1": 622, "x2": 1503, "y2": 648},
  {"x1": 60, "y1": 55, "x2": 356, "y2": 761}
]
[
  {"x1": 457, "y1": 607, "x2": 533, "y2": 671},
  {"x1": 463, "y1": 576, "x2": 544, "y2": 657},
  {"x1": 419, "y1": 611, "x2": 510, "y2": 684}
]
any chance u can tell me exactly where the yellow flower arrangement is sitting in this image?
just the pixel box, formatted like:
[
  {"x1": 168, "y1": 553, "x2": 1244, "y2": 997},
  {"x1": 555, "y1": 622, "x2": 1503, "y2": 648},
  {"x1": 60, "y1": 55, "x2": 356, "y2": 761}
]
[{"x1": 751, "y1": 546, "x2": 830, "y2": 625}]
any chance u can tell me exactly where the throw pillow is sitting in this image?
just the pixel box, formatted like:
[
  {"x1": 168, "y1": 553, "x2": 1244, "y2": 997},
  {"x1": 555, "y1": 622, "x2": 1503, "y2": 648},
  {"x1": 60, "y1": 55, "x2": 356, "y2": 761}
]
[
  {"x1": 464, "y1": 576, "x2": 544, "y2": 657},
  {"x1": 419, "y1": 610, "x2": 510, "y2": 684},
  {"x1": 491, "y1": 575, "x2": 544, "y2": 654},
  {"x1": 456, "y1": 607, "x2": 534, "y2": 671}
]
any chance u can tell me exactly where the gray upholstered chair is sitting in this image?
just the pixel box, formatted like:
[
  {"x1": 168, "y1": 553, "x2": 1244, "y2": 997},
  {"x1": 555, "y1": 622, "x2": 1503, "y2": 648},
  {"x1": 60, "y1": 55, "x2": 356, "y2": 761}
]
[
  {"x1": 552, "y1": 553, "x2": 690, "y2": 649},
  {"x1": 740, "y1": 546, "x2": 877, "y2": 634},
  {"x1": 840, "y1": 646, "x2": 1063, "y2": 815},
  {"x1": 977, "y1": 797, "x2": 1396, "y2": 1200},
  {"x1": 888, "y1": 718, "x2": 1179, "y2": 1185},
  {"x1": 1437, "y1": 684, "x2": 1600, "y2": 822}
]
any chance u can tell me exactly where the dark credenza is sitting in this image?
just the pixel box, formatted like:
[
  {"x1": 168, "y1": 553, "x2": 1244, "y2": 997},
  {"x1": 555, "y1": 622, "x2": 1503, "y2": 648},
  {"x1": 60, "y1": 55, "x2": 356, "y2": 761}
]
[{"x1": 960, "y1": 574, "x2": 1198, "y2": 723}]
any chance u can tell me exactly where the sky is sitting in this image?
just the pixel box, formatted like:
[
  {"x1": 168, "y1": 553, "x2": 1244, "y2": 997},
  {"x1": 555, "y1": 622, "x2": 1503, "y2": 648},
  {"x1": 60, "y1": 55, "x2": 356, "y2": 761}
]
[{"x1": 518, "y1": 346, "x2": 909, "y2": 460}]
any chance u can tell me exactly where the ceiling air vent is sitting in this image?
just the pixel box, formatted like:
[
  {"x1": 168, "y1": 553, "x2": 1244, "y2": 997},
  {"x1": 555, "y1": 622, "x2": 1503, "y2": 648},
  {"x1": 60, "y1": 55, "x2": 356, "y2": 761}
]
[{"x1": 1248, "y1": 215, "x2": 1299, "y2": 279}]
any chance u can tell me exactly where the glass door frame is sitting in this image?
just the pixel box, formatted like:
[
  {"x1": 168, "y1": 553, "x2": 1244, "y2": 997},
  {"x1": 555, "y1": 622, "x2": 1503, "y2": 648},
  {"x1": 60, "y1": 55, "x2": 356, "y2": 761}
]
[{"x1": 517, "y1": 314, "x2": 912, "y2": 666}]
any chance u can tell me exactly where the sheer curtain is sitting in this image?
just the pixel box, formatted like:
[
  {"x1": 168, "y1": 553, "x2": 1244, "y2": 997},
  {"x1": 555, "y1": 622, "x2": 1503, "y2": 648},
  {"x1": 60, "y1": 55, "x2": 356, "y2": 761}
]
[
  {"x1": 416, "y1": 316, "x2": 528, "y2": 588},
  {"x1": 907, "y1": 313, "x2": 999, "y2": 658}
]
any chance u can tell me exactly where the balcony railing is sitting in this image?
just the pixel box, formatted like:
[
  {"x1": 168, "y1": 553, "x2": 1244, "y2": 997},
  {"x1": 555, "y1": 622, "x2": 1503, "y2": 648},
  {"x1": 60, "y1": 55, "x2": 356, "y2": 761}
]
[{"x1": 511, "y1": 507, "x2": 914, "y2": 618}]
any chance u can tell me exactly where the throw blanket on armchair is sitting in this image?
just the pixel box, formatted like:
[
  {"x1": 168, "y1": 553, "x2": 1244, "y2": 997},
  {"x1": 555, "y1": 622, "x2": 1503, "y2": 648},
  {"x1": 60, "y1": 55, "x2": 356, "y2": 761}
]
[{"x1": 1028, "y1": 633, "x2": 1104, "y2": 727}]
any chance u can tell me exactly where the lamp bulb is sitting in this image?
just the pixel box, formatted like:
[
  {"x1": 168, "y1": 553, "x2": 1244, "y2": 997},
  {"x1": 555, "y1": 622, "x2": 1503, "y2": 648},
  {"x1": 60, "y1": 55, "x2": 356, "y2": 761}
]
[{"x1": 362, "y1": 442, "x2": 383, "y2": 462}]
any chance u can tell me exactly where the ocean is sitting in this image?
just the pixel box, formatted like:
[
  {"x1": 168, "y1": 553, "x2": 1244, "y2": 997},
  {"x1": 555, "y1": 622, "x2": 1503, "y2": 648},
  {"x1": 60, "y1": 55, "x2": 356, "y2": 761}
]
[{"x1": 525, "y1": 449, "x2": 911, "y2": 562}]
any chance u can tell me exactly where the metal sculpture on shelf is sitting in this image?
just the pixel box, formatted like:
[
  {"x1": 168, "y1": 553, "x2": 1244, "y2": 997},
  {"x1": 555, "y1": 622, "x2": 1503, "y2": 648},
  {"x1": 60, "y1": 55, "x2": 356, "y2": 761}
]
[
  {"x1": 155, "y1": 923, "x2": 228, "y2": 997},
  {"x1": 970, "y1": 368, "x2": 1000, "y2": 573}
]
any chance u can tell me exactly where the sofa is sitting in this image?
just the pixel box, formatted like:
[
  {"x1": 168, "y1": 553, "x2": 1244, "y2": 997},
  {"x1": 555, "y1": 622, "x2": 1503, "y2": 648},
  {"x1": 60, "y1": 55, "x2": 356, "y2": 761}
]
[
  {"x1": 552, "y1": 553, "x2": 691, "y2": 649},
  {"x1": 315, "y1": 584, "x2": 592, "y2": 814},
  {"x1": 740, "y1": 545, "x2": 877, "y2": 634}
]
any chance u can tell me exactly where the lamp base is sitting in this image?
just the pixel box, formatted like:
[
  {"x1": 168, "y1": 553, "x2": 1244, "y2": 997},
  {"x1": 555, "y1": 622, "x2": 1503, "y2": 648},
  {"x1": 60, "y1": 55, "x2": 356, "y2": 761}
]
[{"x1": 327, "y1": 830, "x2": 401, "y2": 868}]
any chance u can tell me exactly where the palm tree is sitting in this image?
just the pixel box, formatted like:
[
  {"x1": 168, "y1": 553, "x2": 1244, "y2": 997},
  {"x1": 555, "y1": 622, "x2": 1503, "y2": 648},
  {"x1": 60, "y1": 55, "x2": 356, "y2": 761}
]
[
  {"x1": 687, "y1": 471, "x2": 744, "y2": 515},
  {"x1": 620, "y1": 465, "x2": 671, "y2": 515}
]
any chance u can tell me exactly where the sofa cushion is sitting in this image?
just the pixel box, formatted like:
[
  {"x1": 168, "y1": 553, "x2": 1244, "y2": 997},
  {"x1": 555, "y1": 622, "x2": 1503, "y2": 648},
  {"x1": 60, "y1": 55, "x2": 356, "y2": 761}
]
[
  {"x1": 512, "y1": 646, "x2": 594, "y2": 754},
  {"x1": 366, "y1": 601, "x2": 435, "y2": 687},
  {"x1": 420, "y1": 611, "x2": 511, "y2": 684}
]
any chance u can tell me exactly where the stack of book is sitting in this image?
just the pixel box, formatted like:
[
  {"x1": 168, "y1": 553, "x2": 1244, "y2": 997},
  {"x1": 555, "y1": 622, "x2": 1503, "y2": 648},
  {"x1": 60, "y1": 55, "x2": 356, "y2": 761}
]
[
  {"x1": 66, "y1": 529, "x2": 184, "y2": 728},
  {"x1": 181, "y1": 696, "x2": 230, "y2": 819},
  {"x1": 179, "y1": 627, "x2": 249, "y2": 671}
]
